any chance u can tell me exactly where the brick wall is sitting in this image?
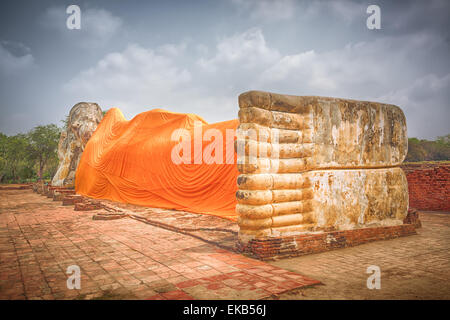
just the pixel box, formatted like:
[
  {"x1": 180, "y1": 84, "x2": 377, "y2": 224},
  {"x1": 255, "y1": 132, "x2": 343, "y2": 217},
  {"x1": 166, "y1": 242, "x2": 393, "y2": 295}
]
[
  {"x1": 237, "y1": 224, "x2": 417, "y2": 260},
  {"x1": 401, "y1": 163, "x2": 450, "y2": 211}
]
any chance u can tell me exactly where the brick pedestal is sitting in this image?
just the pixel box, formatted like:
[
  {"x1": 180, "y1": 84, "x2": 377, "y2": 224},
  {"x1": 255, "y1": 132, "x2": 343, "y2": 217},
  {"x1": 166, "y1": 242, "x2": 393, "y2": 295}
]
[
  {"x1": 53, "y1": 189, "x2": 75, "y2": 201},
  {"x1": 237, "y1": 223, "x2": 417, "y2": 260},
  {"x1": 62, "y1": 194, "x2": 83, "y2": 206}
]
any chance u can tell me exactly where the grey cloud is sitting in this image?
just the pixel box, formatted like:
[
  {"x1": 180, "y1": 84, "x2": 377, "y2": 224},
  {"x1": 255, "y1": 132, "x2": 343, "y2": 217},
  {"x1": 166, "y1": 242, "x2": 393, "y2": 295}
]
[
  {"x1": 380, "y1": 0, "x2": 450, "y2": 36},
  {"x1": 0, "y1": 40, "x2": 34, "y2": 74},
  {"x1": 197, "y1": 28, "x2": 280, "y2": 72},
  {"x1": 0, "y1": 0, "x2": 448, "y2": 140},
  {"x1": 377, "y1": 74, "x2": 450, "y2": 138},
  {"x1": 231, "y1": 0, "x2": 296, "y2": 21},
  {"x1": 42, "y1": 6, "x2": 123, "y2": 48},
  {"x1": 63, "y1": 43, "x2": 192, "y2": 115}
]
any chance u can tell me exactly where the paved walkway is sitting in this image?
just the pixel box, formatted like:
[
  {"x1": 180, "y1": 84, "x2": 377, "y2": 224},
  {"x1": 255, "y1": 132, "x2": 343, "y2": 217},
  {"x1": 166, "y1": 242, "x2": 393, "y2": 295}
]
[
  {"x1": 269, "y1": 211, "x2": 450, "y2": 299},
  {"x1": 92, "y1": 198, "x2": 239, "y2": 252},
  {"x1": 0, "y1": 189, "x2": 318, "y2": 300},
  {"x1": 1, "y1": 189, "x2": 449, "y2": 300}
]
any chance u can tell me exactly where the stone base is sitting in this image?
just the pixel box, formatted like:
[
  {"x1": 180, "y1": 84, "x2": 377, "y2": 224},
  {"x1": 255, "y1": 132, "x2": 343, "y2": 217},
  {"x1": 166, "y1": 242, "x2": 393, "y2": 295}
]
[
  {"x1": 237, "y1": 223, "x2": 417, "y2": 260},
  {"x1": 92, "y1": 213, "x2": 128, "y2": 220},
  {"x1": 53, "y1": 189, "x2": 76, "y2": 201},
  {"x1": 403, "y1": 208, "x2": 422, "y2": 228},
  {"x1": 74, "y1": 199, "x2": 102, "y2": 211},
  {"x1": 62, "y1": 194, "x2": 83, "y2": 206}
]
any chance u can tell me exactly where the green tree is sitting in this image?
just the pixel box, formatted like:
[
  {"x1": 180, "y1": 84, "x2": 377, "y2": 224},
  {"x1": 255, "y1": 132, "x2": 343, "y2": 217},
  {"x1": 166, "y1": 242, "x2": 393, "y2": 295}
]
[
  {"x1": 0, "y1": 133, "x2": 7, "y2": 182},
  {"x1": 405, "y1": 138, "x2": 427, "y2": 162},
  {"x1": 1, "y1": 133, "x2": 30, "y2": 182},
  {"x1": 405, "y1": 134, "x2": 450, "y2": 162},
  {"x1": 27, "y1": 124, "x2": 61, "y2": 180},
  {"x1": 61, "y1": 115, "x2": 69, "y2": 130},
  {"x1": 434, "y1": 134, "x2": 450, "y2": 160}
]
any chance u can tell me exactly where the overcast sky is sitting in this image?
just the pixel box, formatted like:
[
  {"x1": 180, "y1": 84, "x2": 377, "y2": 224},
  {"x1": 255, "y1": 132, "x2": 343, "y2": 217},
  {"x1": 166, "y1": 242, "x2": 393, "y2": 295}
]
[{"x1": 0, "y1": 0, "x2": 449, "y2": 139}]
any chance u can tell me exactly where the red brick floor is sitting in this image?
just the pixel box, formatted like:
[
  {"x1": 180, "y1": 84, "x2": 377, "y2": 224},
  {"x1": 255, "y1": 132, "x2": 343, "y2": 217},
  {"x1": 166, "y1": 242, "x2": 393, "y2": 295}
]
[
  {"x1": 269, "y1": 211, "x2": 450, "y2": 299},
  {"x1": 0, "y1": 189, "x2": 319, "y2": 300},
  {"x1": 95, "y1": 198, "x2": 239, "y2": 251}
]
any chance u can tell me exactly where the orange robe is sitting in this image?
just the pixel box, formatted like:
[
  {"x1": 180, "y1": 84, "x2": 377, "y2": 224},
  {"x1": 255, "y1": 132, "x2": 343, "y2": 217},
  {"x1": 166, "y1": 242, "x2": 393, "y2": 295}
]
[{"x1": 75, "y1": 108, "x2": 239, "y2": 221}]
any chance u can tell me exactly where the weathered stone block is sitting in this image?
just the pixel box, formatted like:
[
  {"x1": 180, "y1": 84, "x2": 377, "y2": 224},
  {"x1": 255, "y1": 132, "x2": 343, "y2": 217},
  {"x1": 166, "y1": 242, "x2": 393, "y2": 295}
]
[
  {"x1": 237, "y1": 90, "x2": 409, "y2": 245},
  {"x1": 52, "y1": 102, "x2": 103, "y2": 187}
]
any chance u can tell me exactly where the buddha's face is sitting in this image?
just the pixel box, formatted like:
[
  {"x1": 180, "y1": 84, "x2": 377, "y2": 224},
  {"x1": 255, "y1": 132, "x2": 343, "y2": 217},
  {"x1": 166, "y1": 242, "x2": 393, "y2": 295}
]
[{"x1": 69, "y1": 103, "x2": 103, "y2": 146}]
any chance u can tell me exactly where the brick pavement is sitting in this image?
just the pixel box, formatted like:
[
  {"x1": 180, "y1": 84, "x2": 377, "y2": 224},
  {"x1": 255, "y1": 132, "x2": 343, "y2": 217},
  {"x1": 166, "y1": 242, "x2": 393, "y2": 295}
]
[
  {"x1": 94, "y1": 198, "x2": 239, "y2": 251},
  {"x1": 1, "y1": 189, "x2": 448, "y2": 300},
  {"x1": 269, "y1": 211, "x2": 450, "y2": 299},
  {"x1": 0, "y1": 189, "x2": 319, "y2": 300}
]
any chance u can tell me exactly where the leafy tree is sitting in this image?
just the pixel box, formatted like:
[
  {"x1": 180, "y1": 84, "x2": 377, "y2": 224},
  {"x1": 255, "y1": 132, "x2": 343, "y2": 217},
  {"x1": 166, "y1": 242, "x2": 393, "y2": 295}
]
[
  {"x1": 1, "y1": 124, "x2": 61, "y2": 183},
  {"x1": 405, "y1": 138, "x2": 427, "y2": 162},
  {"x1": 61, "y1": 115, "x2": 69, "y2": 130},
  {"x1": 0, "y1": 133, "x2": 7, "y2": 182},
  {"x1": 405, "y1": 134, "x2": 450, "y2": 162},
  {"x1": 1, "y1": 133, "x2": 30, "y2": 182},
  {"x1": 26, "y1": 124, "x2": 61, "y2": 180},
  {"x1": 437, "y1": 134, "x2": 450, "y2": 145}
]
